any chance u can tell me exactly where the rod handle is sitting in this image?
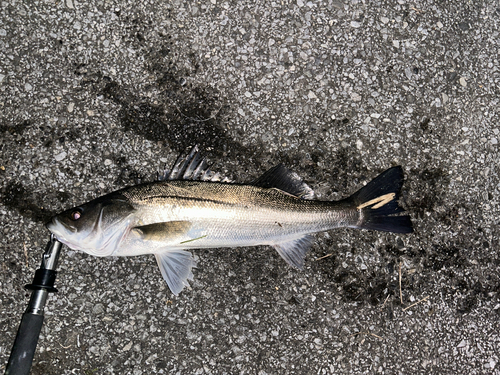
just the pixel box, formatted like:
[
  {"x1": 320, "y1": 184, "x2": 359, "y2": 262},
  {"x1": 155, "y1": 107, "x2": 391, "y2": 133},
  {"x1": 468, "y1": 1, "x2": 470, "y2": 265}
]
[{"x1": 5, "y1": 313, "x2": 45, "y2": 375}]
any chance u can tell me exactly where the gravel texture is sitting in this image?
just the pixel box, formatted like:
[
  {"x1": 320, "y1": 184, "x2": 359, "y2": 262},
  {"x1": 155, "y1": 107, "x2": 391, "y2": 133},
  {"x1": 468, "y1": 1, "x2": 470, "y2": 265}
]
[{"x1": 1, "y1": 0, "x2": 499, "y2": 374}]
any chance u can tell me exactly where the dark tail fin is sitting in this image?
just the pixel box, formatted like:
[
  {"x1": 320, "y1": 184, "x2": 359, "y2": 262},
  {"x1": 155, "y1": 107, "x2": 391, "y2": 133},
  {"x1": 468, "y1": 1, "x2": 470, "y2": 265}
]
[{"x1": 349, "y1": 166, "x2": 413, "y2": 233}]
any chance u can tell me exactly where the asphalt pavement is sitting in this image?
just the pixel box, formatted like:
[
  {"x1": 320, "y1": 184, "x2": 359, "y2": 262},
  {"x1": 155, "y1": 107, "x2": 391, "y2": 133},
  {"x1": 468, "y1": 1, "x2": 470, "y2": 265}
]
[{"x1": 1, "y1": 0, "x2": 499, "y2": 374}]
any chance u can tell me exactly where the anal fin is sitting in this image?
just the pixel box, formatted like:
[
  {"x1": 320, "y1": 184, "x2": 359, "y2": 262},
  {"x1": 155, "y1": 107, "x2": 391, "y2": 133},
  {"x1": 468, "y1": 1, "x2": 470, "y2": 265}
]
[
  {"x1": 155, "y1": 250, "x2": 197, "y2": 295},
  {"x1": 272, "y1": 234, "x2": 315, "y2": 269}
]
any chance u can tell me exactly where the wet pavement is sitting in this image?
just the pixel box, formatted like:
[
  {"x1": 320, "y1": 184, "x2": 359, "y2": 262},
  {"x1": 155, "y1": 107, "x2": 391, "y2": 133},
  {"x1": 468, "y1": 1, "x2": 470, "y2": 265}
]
[{"x1": 1, "y1": 1, "x2": 499, "y2": 374}]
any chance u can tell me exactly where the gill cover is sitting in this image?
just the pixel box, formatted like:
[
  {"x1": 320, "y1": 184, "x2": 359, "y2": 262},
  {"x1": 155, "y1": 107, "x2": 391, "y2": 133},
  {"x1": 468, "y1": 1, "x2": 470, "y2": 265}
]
[{"x1": 47, "y1": 193, "x2": 135, "y2": 256}]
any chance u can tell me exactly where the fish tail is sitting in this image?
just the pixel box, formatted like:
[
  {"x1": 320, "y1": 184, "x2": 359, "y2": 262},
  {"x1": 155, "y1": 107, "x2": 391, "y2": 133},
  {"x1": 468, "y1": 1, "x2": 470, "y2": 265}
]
[{"x1": 348, "y1": 166, "x2": 413, "y2": 233}]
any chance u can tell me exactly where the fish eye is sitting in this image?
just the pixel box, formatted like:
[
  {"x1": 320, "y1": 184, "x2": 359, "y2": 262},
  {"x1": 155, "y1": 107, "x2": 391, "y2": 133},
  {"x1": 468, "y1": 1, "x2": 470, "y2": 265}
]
[{"x1": 71, "y1": 210, "x2": 82, "y2": 221}]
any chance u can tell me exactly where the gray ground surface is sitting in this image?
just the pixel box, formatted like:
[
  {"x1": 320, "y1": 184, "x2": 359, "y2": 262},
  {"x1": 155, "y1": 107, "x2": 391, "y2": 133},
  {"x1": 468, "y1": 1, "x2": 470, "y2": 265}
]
[{"x1": 1, "y1": 0, "x2": 499, "y2": 374}]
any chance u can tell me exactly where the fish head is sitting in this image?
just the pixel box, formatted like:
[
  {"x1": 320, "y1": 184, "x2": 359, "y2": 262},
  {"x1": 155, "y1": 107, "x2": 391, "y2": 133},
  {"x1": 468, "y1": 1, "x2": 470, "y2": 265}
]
[{"x1": 46, "y1": 193, "x2": 135, "y2": 257}]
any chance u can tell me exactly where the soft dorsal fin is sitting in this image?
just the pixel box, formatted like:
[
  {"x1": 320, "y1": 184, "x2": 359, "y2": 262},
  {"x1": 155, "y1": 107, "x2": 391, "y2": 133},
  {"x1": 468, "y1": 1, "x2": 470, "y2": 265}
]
[{"x1": 252, "y1": 164, "x2": 314, "y2": 199}]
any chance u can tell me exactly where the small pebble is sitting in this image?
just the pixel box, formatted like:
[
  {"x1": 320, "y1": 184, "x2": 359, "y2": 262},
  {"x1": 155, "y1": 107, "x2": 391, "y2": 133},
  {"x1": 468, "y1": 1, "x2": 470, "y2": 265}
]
[
  {"x1": 55, "y1": 151, "x2": 67, "y2": 161},
  {"x1": 351, "y1": 92, "x2": 361, "y2": 102}
]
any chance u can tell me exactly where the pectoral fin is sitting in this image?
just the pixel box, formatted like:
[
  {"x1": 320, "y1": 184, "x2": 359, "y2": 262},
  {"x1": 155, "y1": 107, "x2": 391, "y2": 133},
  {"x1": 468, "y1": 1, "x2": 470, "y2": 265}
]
[
  {"x1": 272, "y1": 234, "x2": 315, "y2": 269},
  {"x1": 132, "y1": 221, "x2": 192, "y2": 242},
  {"x1": 155, "y1": 250, "x2": 197, "y2": 295}
]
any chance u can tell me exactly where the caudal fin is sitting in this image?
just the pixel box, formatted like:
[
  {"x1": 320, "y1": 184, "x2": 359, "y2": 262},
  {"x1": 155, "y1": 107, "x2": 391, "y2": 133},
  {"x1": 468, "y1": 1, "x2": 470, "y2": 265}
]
[{"x1": 349, "y1": 166, "x2": 413, "y2": 233}]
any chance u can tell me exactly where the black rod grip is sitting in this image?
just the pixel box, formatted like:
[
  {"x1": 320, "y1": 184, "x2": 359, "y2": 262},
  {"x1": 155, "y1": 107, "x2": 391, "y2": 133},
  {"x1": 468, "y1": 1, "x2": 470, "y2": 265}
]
[{"x1": 5, "y1": 313, "x2": 44, "y2": 375}]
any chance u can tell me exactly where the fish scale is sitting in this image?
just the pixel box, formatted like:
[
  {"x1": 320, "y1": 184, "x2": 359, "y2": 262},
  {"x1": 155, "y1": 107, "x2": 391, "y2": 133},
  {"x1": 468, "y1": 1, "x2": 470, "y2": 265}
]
[{"x1": 124, "y1": 181, "x2": 354, "y2": 243}]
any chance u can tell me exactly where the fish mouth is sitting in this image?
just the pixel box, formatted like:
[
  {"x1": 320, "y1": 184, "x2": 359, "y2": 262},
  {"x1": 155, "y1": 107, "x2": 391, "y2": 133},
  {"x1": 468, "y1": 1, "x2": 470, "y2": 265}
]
[
  {"x1": 46, "y1": 216, "x2": 76, "y2": 236},
  {"x1": 46, "y1": 217, "x2": 79, "y2": 250},
  {"x1": 45, "y1": 217, "x2": 57, "y2": 233}
]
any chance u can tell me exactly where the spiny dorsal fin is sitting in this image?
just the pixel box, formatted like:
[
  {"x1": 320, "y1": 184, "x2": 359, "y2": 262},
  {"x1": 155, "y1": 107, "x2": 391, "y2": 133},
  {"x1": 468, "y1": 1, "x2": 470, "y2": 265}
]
[
  {"x1": 252, "y1": 164, "x2": 314, "y2": 199},
  {"x1": 159, "y1": 146, "x2": 231, "y2": 182}
]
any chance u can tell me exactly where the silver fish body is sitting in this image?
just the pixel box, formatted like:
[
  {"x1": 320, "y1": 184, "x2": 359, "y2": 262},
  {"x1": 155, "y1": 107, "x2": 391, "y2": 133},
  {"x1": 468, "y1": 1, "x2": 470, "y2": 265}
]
[
  {"x1": 47, "y1": 148, "x2": 412, "y2": 294},
  {"x1": 122, "y1": 181, "x2": 358, "y2": 250}
]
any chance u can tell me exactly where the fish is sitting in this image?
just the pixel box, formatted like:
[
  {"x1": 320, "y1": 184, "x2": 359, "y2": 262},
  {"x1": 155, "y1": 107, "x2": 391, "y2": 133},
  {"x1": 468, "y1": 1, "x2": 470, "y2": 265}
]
[{"x1": 47, "y1": 146, "x2": 413, "y2": 295}]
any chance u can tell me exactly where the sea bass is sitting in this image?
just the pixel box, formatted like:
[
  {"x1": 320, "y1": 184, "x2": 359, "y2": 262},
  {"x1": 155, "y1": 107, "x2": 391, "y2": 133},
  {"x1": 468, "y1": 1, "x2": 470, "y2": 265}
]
[{"x1": 47, "y1": 147, "x2": 413, "y2": 294}]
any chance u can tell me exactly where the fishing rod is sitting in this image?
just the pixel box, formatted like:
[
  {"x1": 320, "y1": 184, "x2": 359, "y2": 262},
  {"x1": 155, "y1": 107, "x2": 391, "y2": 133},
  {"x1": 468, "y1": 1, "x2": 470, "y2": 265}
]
[{"x1": 5, "y1": 235, "x2": 62, "y2": 375}]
